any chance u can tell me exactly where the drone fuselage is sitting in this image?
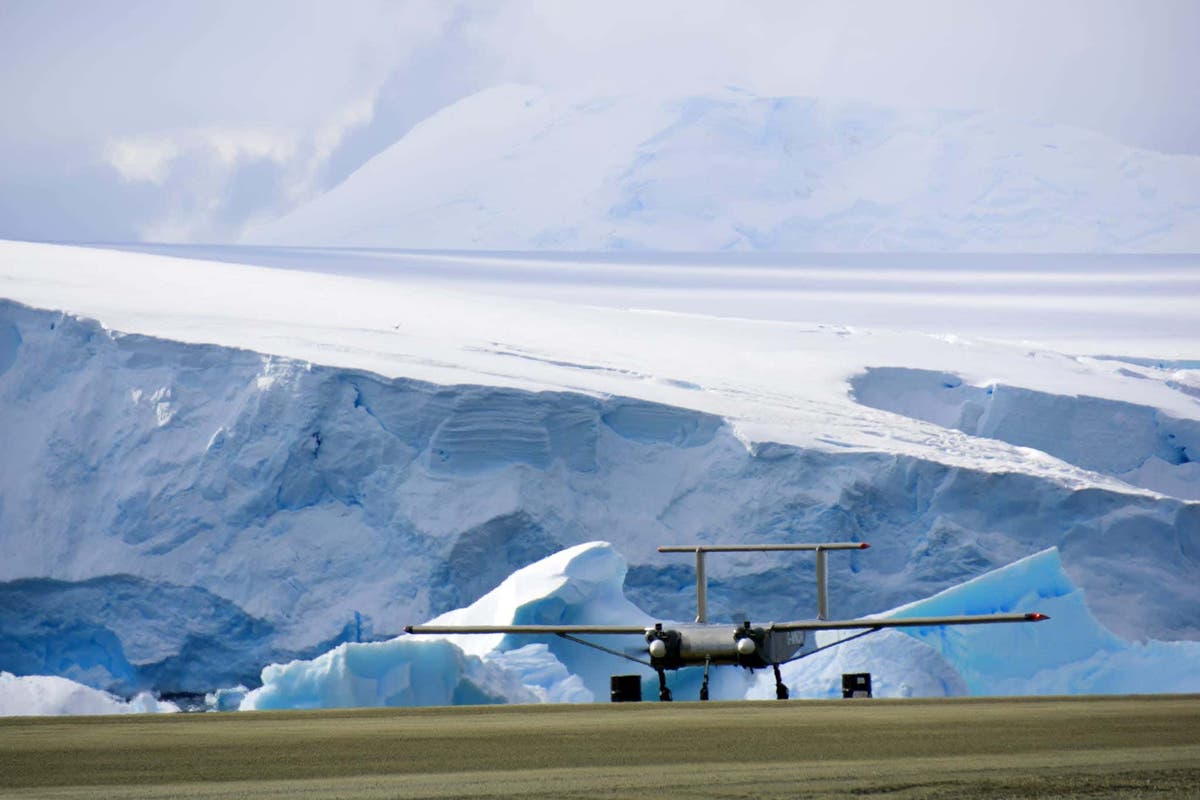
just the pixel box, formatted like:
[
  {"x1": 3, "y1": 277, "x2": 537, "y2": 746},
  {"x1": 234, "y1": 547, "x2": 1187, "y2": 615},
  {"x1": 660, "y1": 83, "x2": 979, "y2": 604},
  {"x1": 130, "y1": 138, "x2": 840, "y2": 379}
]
[{"x1": 644, "y1": 622, "x2": 811, "y2": 670}]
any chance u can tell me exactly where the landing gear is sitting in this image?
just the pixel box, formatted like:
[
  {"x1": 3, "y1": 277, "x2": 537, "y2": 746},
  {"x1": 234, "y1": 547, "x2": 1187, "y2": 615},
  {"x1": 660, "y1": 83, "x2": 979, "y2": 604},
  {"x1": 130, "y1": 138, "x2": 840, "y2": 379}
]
[
  {"x1": 773, "y1": 664, "x2": 789, "y2": 700},
  {"x1": 699, "y1": 658, "x2": 711, "y2": 701},
  {"x1": 657, "y1": 668, "x2": 673, "y2": 702}
]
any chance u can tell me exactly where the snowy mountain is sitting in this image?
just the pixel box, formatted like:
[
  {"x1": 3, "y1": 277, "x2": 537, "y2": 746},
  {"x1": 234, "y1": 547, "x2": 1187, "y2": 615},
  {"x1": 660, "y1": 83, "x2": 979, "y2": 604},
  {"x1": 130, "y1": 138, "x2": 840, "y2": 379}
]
[
  {"x1": 0, "y1": 240, "x2": 1197, "y2": 709},
  {"x1": 245, "y1": 86, "x2": 1200, "y2": 252}
]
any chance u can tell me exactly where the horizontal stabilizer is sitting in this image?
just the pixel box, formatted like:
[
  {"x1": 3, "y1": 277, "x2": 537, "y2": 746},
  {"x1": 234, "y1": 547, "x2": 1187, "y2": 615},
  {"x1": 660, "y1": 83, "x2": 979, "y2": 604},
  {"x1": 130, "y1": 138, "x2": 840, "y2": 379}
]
[{"x1": 658, "y1": 543, "x2": 869, "y2": 553}]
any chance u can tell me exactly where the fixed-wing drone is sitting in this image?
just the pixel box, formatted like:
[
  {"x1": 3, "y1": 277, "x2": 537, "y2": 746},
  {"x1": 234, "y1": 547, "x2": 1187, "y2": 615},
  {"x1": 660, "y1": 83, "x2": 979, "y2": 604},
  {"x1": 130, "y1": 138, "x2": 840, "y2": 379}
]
[{"x1": 405, "y1": 543, "x2": 1048, "y2": 701}]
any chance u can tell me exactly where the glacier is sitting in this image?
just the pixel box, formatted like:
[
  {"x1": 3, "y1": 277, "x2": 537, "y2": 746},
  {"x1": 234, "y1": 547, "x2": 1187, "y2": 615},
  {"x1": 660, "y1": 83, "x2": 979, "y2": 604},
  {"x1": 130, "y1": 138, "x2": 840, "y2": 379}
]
[
  {"x1": 2, "y1": 295, "x2": 1197, "y2": 702},
  {"x1": 0, "y1": 239, "x2": 1197, "y2": 709}
]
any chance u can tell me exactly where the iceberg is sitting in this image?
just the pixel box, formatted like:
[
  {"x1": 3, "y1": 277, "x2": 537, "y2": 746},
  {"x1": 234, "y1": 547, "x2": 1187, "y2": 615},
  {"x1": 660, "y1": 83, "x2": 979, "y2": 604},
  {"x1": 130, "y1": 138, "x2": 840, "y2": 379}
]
[
  {"x1": 0, "y1": 672, "x2": 178, "y2": 717},
  {"x1": 242, "y1": 542, "x2": 642, "y2": 708},
  {"x1": 241, "y1": 638, "x2": 539, "y2": 710},
  {"x1": 242, "y1": 542, "x2": 1200, "y2": 709},
  {"x1": 240, "y1": 542, "x2": 652, "y2": 709},
  {"x1": 883, "y1": 548, "x2": 1200, "y2": 696}
]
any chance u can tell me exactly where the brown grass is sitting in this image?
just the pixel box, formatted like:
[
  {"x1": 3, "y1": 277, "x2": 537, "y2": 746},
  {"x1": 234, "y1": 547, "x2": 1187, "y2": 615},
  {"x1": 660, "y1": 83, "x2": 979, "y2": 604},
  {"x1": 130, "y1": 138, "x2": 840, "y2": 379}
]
[{"x1": 1, "y1": 695, "x2": 1197, "y2": 798}]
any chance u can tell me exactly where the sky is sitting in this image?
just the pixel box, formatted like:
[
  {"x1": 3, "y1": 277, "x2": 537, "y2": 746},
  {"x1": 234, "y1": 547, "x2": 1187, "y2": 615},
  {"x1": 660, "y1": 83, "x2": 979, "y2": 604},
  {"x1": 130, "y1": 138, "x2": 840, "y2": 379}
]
[{"x1": 1, "y1": 0, "x2": 1197, "y2": 244}]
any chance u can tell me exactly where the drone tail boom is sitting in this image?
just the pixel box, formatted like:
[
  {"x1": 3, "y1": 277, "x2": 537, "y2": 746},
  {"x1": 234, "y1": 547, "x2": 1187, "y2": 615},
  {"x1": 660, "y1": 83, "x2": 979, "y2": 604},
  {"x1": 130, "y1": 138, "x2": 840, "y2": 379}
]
[{"x1": 658, "y1": 542, "x2": 870, "y2": 622}]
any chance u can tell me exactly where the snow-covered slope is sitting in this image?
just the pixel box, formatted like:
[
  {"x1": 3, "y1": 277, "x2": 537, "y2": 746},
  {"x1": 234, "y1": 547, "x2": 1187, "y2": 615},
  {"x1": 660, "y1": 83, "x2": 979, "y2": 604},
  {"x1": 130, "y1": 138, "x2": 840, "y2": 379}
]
[
  {"x1": 245, "y1": 86, "x2": 1200, "y2": 252},
  {"x1": 0, "y1": 240, "x2": 1197, "y2": 703}
]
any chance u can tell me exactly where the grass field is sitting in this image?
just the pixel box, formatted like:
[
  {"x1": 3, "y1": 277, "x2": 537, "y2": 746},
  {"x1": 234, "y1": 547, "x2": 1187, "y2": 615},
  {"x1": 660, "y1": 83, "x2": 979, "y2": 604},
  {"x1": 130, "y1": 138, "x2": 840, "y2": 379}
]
[{"x1": 1, "y1": 695, "x2": 1197, "y2": 799}]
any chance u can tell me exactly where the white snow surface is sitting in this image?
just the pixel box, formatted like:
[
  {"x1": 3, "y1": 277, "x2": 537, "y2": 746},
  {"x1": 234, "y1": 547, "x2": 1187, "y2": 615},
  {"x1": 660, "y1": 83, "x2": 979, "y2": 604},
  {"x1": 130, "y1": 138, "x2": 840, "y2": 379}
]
[
  {"x1": 0, "y1": 672, "x2": 178, "y2": 717},
  {"x1": 3, "y1": 240, "x2": 1197, "y2": 451},
  {"x1": 244, "y1": 542, "x2": 1200, "y2": 709},
  {"x1": 245, "y1": 86, "x2": 1200, "y2": 253},
  {"x1": 0, "y1": 239, "x2": 1197, "y2": 705}
]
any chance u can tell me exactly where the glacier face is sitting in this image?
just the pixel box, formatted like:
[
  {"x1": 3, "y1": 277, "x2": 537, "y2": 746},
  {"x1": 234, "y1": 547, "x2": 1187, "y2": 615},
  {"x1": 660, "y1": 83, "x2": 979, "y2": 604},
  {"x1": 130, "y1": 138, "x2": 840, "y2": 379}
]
[
  {"x1": 1, "y1": 298, "x2": 1198, "y2": 699},
  {"x1": 246, "y1": 86, "x2": 1200, "y2": 253}
]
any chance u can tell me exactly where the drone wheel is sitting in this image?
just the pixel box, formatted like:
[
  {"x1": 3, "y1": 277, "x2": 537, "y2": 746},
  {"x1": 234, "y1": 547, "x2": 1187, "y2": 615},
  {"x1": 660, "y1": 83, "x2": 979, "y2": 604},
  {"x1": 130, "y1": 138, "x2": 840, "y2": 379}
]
[
  {"x1": 773, "y1": 664, "x2": 789, "y2": 700},
  {"x1": 656, "y1": 669, "x2": 673, "y2": 702}
]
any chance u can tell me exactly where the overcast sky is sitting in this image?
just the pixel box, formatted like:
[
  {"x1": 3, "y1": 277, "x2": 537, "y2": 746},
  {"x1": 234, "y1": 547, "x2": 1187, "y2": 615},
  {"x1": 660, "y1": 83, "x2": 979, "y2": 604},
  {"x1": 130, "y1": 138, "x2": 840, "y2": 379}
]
[{"x1": 1, "y1": 0, "x2": 1197, "y2": 243}]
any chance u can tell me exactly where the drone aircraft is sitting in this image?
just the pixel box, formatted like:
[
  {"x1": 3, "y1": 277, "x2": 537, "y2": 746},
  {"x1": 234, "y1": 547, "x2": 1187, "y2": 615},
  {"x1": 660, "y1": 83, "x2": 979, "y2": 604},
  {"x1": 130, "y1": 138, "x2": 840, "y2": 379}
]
[{"x1": 405, "y1": 543, "x2": 1049, "y2": 701}]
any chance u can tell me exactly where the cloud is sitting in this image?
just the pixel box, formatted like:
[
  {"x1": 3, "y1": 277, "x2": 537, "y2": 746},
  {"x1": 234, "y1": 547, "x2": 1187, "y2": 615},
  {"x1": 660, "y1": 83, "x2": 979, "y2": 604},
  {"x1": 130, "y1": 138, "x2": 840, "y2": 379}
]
[
  {"x1": 100, "y1": 104, "x2": 384, "y2": 240},
  {"x1": 106, "y1": 129, "x2": 296, "y2": 182},
  {"x1": 105, "y1": 138, "x2": 182, "y2": 186}
]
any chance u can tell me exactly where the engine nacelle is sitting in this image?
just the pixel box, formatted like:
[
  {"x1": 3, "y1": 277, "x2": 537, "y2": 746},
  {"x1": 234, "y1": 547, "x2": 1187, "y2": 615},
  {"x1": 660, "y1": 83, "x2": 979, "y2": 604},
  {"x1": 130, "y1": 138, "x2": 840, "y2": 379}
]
[
  {"x1": 645, "y1": 624, "x2": 683, "y2": 668},
  {"x1": 732, "y1": 621, "x2": 768, "y2": 668}
]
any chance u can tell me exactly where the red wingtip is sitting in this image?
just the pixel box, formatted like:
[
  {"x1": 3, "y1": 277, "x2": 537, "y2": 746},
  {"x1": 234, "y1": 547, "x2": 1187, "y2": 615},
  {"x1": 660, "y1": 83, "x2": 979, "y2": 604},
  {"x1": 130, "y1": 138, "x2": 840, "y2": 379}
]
[
  {"x1": 1026, "y1": 613, "x2": 1050, "y2": 621},
  {"x1": 859, "y1": 542, "x2": 871, "y2": 549}
]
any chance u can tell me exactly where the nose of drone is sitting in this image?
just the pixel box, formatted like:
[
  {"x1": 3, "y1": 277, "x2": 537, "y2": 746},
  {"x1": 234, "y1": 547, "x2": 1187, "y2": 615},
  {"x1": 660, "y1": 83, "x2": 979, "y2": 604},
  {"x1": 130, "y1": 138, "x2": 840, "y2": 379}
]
[
  {"x1": 736, "y1": 637, "x2": 757, "y2": 656},
  {"x1": 648, "y1": 639, "x2": 668, "y2": 658}
]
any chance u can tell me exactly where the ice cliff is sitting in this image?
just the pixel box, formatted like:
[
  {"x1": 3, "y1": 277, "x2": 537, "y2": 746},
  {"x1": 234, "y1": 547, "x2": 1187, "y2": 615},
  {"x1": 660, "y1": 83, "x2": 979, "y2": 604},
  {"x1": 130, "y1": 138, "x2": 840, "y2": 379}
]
[
  {"x1": 1, "y1": 298, "x2": 1197, "y2": 702},
  {"x1": 851, "y1": 367, "x2": 1200, "y2": 499}
]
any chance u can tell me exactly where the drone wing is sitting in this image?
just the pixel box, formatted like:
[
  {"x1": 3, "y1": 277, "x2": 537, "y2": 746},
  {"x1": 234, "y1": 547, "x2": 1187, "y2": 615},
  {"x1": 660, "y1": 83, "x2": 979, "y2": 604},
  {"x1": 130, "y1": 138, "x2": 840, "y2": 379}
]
[
  {"x1": 404, "y1": 624, "x2": 648, "y2": 635},
  {"x1": 405, "y1": 613, "x2": 1049, "y2": 635},
  {"x1": 771, "y1": 612, "x2": 1048, "y2": 632}
]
